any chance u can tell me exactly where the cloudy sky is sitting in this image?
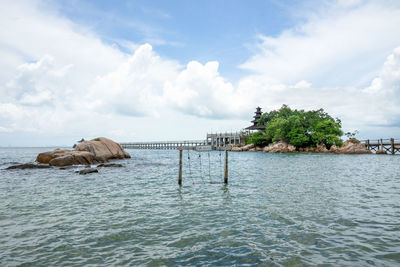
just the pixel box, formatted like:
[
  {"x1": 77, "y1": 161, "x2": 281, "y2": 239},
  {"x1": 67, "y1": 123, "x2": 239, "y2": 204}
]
[{"x1": 1, "y1": 0, "x2": 400, "y2": 146}]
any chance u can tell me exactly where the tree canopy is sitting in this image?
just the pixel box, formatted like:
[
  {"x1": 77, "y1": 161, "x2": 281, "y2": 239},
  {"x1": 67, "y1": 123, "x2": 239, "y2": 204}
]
[{"x1": 248, "y1": 105, "x2": 343, "y2": 148}]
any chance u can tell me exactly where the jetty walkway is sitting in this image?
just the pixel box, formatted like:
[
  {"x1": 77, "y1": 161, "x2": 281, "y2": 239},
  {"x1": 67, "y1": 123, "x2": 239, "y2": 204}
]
[
  {"x1": 120, "y1": 136, "x2": 400, "y2": 154},
  {"x1": 361, "y1": 138, "x2": 400, "y2": 154},
  {"x1": 120, "y1": 140, "x2": 206, "y2": 150},
  {"x1": 120, "y1": 132, "x2": 244, "y2": 150}
]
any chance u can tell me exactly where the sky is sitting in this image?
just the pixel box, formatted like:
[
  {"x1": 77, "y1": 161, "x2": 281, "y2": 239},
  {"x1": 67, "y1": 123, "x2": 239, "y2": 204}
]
[{"x1": 1, "y1": 0, "x2": 400, "y2": 146}]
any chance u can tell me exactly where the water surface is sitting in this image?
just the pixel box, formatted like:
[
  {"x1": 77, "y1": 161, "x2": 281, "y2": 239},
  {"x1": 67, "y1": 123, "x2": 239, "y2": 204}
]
[{"x1": 0, "y1": 148, "x2": 399, "y2": 266}]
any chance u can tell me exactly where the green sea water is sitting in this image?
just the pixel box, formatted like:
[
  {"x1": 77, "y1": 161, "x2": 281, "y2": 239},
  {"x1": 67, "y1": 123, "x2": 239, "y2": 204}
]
[{"x1": 0, "y1": 148, "x2": 399, "y2": 266}]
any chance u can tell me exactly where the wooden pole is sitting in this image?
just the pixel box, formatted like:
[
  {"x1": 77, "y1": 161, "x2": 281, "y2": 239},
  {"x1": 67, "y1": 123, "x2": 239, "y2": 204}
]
[
  {"x1": 178, "y1": 150, "x2": 183, "y2": 186},
  {"x1": 391, "y1": 138, "x2": 395, "y2": 155},
  {"x1": 224, "y1": 149, "x2": 228, "y2": 184}
]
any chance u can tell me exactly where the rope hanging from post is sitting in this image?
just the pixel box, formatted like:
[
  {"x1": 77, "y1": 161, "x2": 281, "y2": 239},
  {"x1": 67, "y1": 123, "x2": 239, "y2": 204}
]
[
  {"x1": 207, "y1": 151, "x2": 211, "y2": 183},
  {"x1": 187, "y1": 150, "x2": 194, "y2": 184},
  {"x1": 219, "y1": 150, "x2": 222, "y2": 180},
  {"x1": 198, "y1": 153, "x2": 205, "y2": 183}
]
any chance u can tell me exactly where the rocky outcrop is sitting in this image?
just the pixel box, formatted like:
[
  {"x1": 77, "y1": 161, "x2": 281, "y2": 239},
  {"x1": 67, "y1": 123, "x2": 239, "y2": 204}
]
[
  {"x1": 37, "y1": 150, "x2": 99, "y2": 167},
  {"x1": 263, "y1": 141, "x2": 296, "y2": 153},
  {"x1": 241, "y1": 144, "x2": 254, "y2": 151},
  {"x1": 231, "y1": 146, "x2": 243, "y2": 152},
  {"x1": 316, "y1": 143, "x2": 329, "y2": 153},
  {"x1": 75, "y1": 137, "x2": 131, "y2": 161},
  {"x1": 36, "y1": 137, "x2": 131, "y2": 166},
  {"x1": 330, "y1": 139, "x2": 371, "y2": 154}
]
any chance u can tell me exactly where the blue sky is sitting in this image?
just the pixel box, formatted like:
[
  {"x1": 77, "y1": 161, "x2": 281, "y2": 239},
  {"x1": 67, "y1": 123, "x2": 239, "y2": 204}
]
[
  {"x1": 1, "y1": 0, "x2": 400, "y2": 146},
  {"x1": 52, "y1": 0, "x2": 302, "y2": 80}
]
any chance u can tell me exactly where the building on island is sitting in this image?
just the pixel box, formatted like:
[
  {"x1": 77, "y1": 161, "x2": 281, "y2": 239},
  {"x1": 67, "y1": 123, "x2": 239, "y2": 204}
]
[{"x1": 245, "y1": 107, "x2": 266, "y2": 132}]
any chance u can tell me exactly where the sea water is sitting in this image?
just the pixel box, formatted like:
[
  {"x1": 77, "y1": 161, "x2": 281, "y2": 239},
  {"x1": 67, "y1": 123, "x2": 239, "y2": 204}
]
[{"x1": 0, "y1": 147, "x2": 399, "y2": 266}]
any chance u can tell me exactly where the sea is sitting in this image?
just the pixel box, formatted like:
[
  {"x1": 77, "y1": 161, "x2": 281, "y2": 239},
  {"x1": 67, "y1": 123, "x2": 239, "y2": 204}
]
[{"x1": 0, "y1": 147, "x2": 399, "y2": 266}]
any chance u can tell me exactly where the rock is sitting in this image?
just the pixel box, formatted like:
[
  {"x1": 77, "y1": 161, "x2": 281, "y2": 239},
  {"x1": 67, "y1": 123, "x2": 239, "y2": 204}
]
[
  {"x1": 231, "y1": 146, "x2": 243, "y2": 152},
  {"x1": 74, "y1": 137, "x2": 130, "y2": 161},
  {"x1": 36, "y1": 149, "x2": 69, "y2": 164},
  {"x1": 263, "y1": 141, "x2": 296, "y2": 153},
  {"x1": 376, "y1": 150, "x2": 387, "y2": 154},
  {"x1": 38, "y1": 150, "x2": 98, "y2": 167},
  {"x1": 36, "y1": 137, "x2": 130, "y2": 167},
  {"x1": 97, "y1": 163, "x2": 123, "y2": 168},
  {"x1": 329, "y1": 145, "x2": 339, "y2": 153},
  {"x1": 255, "y1": 147, "x2": 264, "y2": 152},
  {"x1": 316, "y1": 143, "x2": 329, "y2": 153},
  {"x1": 6, "y1": 163, "x2": 51, "y2": 170},
  {"x1": 249, "y1": 148, "x2": 256, "y2": 152},
  {"x1": 76, "y1": 168, "x2": 98, "y2": 175},
  {"x1": 241, "y1": 143, "x2": 254, "y2": 151},
  {"x1": 334, "y1": 139, "x2": 372, "y2": 154}
]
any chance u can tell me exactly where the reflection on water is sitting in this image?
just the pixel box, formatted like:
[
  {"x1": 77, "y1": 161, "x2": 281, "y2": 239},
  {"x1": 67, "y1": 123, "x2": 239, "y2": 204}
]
[{"x1": 0, "y1": 148, "x2": 399, "y2": 266}]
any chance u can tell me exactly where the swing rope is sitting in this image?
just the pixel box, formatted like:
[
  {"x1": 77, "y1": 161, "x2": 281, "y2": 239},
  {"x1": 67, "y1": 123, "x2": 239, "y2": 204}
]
[
  {"x1": 219, "y1": 150, "x2": 222, "y2": 180},
  {"x1": 198, "y1": 153, "x2": 205, "y2": 184},
  {"x1": 187, "y1": 150, "x2": 195, "y2": 184},
  {"x1": 208, "y1": 151, "x2": 212, "y2": 183}
]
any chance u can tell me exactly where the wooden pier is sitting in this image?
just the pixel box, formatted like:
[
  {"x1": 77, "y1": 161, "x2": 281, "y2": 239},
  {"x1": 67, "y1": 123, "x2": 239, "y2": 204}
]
[
  {"x1": 206, "y1": 132, "x2": 244, "y2": 150},
  {"x1": 361, "y1": 138, "x2": 400, "y2": 154},
  {"x1": 120, "y1": 140, "x2": 206, "y2": 150}
]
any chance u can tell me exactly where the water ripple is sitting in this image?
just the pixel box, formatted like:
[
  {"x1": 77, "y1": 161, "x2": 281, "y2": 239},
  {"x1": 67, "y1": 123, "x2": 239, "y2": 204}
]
[{"x1": 0, "y1": 148, "x2": 399, "y2": 266}]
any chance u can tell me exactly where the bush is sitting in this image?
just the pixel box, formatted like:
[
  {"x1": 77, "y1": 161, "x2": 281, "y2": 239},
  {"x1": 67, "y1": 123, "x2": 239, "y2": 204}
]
[{"x1": 247, "y1": 131, "x2": 268, "y2": 147}]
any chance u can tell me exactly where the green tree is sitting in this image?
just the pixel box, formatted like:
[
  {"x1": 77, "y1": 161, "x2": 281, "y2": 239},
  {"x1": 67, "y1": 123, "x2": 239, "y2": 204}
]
[
  {"x1": 247, "y1": 131, "x2": 268, "y2": 147},
  {"x1": 250, "y1": 105, "x2": 343, "y2": 148}
]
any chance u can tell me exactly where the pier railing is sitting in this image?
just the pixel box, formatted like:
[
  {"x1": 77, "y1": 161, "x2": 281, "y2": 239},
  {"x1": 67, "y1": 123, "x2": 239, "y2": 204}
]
[
  {"x1": 360, "y1": 138, "x2": 400, "y2": 154},
  {"x1": 120, "y1": 140, "x2": 206, "y2": 150}
]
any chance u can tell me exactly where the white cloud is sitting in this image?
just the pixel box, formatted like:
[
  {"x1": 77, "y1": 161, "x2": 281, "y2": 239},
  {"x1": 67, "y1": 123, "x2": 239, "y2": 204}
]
[
  {"x1": 1, "y1": 0, "x2": 400, "y2": 145},
  {"x1": 241, "y1": 1, "x2": 400, "y2": 88}
]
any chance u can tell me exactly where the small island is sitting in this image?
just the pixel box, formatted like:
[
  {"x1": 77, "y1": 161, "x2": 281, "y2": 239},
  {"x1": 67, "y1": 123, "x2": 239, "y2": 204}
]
[{"x1": 232, "y1": 105, "x2": 371, "y2": 154}]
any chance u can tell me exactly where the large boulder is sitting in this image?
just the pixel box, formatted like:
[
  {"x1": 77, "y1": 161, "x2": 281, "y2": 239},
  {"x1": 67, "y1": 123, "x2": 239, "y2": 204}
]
[
  {"x1": 316, "y1": 143, "x2": 329, "y2": 153},
  {"x1": 74, "y1": 137, "x2": 131, "y2": 161},
  {"x1": 36, "y1": 137, "x2": 131, "y2": 166},
  {"x1": 36, "y1": 150, "x2": 99, "y2": 166},
  {"x1": 263, "y1": 141, "x2": 296, "y2": 153},
  {"x1": 241, "y1": 143, "x2": 254, "y2": 151},
  {"x1": 333, "y1": 139, "x2": 372, "y2": 154},
  {"x1": 231, "y1": 146, "x2": 243, "y2": 152}
]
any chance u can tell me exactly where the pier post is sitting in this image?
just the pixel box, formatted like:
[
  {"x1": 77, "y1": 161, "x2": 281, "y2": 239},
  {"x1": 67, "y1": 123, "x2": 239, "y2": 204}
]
[
  {"x1": 391, "y1": 138, "x2": 395, "y2": 155},
  {"x1": 224, "y1": 150, "x2": 228, "y2": 184},
  {"x1": 178, "y1": 150, "x2": 183, "y2": 186}
]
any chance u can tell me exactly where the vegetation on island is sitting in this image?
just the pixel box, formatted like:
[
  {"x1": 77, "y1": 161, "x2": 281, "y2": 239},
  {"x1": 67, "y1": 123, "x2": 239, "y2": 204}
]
[{"x1": 247, "y1": 105, "x2": 344, "y2": 149}]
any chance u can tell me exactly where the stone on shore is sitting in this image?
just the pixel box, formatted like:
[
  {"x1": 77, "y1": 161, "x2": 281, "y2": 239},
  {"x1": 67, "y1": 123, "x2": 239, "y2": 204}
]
[
  {"x1": 263, "y1": 141, "x2": 296, "y2": 153},
  {"x1": 241, "y1": 144, "x2": 254, "y2": 151},
  {"x1": 316, "y1": 143, "x2": 329, "y2": 153},
  {"x1": 331, "y1": 139, "x2": 371, "y2": 154},
  {"x1": 231, "y1": 146, "x2": 243, "y2": 152}
]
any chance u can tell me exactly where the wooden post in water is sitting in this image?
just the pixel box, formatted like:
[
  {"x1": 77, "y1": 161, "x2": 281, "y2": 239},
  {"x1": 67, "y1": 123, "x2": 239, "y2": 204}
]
[
  {"x1": 391, "y1": 138, "x2": 395, "y2": 155},
  {"x1": 178, "y1": 150, "x2": 183, "y2": 186},
  {"x1": 224, "y1": 149, "x2": 228, "y2": 184}
]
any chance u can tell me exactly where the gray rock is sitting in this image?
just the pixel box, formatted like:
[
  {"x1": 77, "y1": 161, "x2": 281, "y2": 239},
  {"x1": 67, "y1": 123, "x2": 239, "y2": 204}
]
[
  {"x1": 97, "y1": 163, "x2": 123, "y2": 168},
  {"x1": 6, "y1": 163, "x2": 51, "y2": 170},
  {"x1": 76, "y1": 168, "x2": 98, "y2": 175}
]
